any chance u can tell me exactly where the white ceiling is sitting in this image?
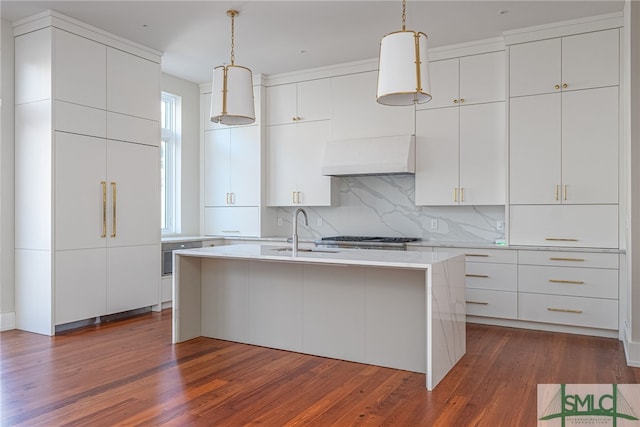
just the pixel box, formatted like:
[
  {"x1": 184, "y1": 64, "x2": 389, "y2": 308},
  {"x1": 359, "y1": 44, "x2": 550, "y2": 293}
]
[{"x1": 0, "y1": 1, "x2": 625, "y2": 85}]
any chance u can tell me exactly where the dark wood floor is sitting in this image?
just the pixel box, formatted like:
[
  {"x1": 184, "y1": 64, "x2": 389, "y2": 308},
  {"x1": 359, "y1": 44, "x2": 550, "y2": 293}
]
[{"x1": 1, "y1": 310, "x2": 638, "y2": 427}]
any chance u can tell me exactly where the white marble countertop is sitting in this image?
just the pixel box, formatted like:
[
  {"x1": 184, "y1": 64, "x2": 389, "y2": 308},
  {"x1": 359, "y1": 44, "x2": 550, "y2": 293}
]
[{"x1": 174, "y1": 243, "x2": 461, "y2": 270}]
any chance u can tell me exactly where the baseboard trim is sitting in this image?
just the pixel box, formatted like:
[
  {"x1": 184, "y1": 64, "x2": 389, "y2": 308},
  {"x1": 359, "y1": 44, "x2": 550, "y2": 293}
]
[
  {"x1": 1, "y1": 312, "x2": 16, "y2": 331},
  {"x1": 623, "y1": 325, "x2": 640, "y2": 367}
]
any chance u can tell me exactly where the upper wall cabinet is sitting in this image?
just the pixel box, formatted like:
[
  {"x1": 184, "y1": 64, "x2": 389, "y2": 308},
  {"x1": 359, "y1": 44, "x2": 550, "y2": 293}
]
[
  {"x1": 419, "y1": 51, "x2": 505, "y2": 110},
  {"x1": 107, "y1": 47, "x2": 159, "y2": 120},
  {"x1": 266, "y1": 79, "x2": 331, "y2": 126},
  {"x1": 330, "y1": 71, "x2": 414, "y2": 140},
  {"x1": 509, "y1": 29, "x2": 619, "y2": 98}
]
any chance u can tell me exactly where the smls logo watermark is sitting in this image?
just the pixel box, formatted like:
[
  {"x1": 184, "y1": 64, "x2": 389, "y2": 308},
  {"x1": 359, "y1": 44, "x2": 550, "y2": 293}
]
[{"x1": 538, "y1": 384, "x2": 640, "y2": 426}]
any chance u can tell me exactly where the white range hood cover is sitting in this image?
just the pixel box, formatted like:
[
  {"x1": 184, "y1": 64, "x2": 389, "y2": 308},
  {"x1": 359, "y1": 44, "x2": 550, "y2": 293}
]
[{"x1": 321, "y1": 135, "x2": 415, "y2": 176}]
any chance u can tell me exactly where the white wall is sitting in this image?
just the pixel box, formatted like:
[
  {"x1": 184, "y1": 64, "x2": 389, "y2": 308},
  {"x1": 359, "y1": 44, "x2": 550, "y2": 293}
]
[
  {"x1": 0, "y1": 18, "x2": 15, "y2": 328},
  {"x1": 161, "y1": 73, "x2": 200, "y2": 236}
]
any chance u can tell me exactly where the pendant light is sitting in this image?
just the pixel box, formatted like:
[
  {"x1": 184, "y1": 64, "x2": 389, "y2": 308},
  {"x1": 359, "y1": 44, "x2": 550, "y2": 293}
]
[
  {"x1": 376, "y1": 0, "x2": 431, "y2": 106},
  {"x1": 210, "y1": 10, "x2": 255, "y2": 125}
]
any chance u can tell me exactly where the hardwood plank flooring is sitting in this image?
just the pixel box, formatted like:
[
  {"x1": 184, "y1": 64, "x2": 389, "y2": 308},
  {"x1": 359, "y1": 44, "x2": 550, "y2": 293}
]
[{"x1": 1, "y1": 310, "x2": 638, "y2": 426}]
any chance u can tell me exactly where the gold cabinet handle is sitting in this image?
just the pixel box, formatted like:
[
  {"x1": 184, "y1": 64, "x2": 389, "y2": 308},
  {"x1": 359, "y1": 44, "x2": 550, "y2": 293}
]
[
  {"x1": 230, "y1": 192, "x2": 235, "y2": 205},
  {"x1": 466, "y1": 274, "x2": 489, "y2": 278},
  {"x1": 296, "y1": 192, "x2": 301, "y2": 204},
  {"x1": 549, "y1": 257, "x2": 585, "y2": 262},
  {"x1": 460, "y1": 187, "x2": 464, "y2": 202},
  {"x1": 547, "y1": 307, "x2": 583, "y2": 314},
  {"x1": 545, "y1": 238, "x2": 579, "y2": 242},
  {"x1": 101, "y1": 181, "x2": 107, "y2": 238},
  {"x1": 111, "y1": 182, "x2": 117, "y2": 238},
  {"x1": 226, "y1": 193, "x2": 229, "y2": 204},
  {"x1": 549, "y1": 279, "x2": 584, "y2": 285},
  {"x1": 453, "y1": 99, "x2": 458, "y2": 104},
  {"x1": 555, "y1": 184, "x2": 559, "y2": 201},
  {"x1": 465, "y1": 254, "x2": 489, "y2": 257},
  {"x1": 562, "y1": 83, "x2": 568, "y2": 89},
  {"x1": 292, "y1": 116, "x2": 302, "y2": 122},
  {"x1": 466, "y1": 301, "x2": 489, "y2": 305},
  {"x1": 459, "y1": 98, "x2": 465, "y2": 104},
  {"x1": 554, "y1": 84, "x2": 560, "y2": 90},
  {"x1": 453, "y1": 187, "x2": 458, "y2": 202},
  {"x1": 563, "y1": 184, "x2": 568, "y2": 201}
]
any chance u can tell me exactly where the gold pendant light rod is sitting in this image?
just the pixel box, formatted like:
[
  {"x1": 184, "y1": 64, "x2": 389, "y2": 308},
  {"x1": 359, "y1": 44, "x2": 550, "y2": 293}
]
[{"x1": 228, "y1": 9, "x2": 237, "y2": 65}]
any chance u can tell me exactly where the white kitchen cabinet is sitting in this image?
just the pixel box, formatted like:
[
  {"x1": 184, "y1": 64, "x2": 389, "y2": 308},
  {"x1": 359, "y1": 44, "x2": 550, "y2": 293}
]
[
  {"x1": 14, "y1": 14, "x2": 161, "y2": 335},
  {"x1": 419, "y1": 51, "x2": 505, "y2": 110},
  {"x1": 203, "y1": 207, "x2": 260, "y2": 237},
  {"x1": 510, "y1": 87, "x2": 618, "y2": 205},
  {"x1": 266, "y1": 78, "x2": 331, "y2": 126},
  {"x1": 330, "y1": 71, "x2": 414, "y2": 140},
  {"x1": 415, "y1": 102, "x2": 505, "y2": 206},
  {"x1": 107, "y1": 47, "x2": 159, "y2": 121},
  {"x1": 203, "y1": 126, "x2": 260, "y2": 207},
  {"x1": 509, "y1": 29, "x2": 619, "y2": 98},
  {"x1": 510, "y1": 204, "x2": 619, "y2": 248},
  {"x1": 267, "y1": 120, "x2": 335, "y2": 206}
]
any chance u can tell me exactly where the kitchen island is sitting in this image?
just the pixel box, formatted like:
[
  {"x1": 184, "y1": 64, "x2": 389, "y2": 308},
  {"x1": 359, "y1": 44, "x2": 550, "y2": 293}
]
[{"x1": 172, "y1": 244, "x2": 466, "y2": 390}]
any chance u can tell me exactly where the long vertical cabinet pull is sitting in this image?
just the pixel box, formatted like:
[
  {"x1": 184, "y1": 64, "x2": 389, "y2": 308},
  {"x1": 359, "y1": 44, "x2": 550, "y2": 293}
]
[
  {"x1": 101, "y1": 181, "x2": 107, "y2": 238},
  {"x1": 111, "y1": 182, "x2": 117, "y2": 238}
]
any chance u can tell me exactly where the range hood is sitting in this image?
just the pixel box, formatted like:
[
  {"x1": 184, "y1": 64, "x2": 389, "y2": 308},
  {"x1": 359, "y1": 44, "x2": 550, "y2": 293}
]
[{"x1": 321, "y1": 134, "x2": 415, "y2": 176}]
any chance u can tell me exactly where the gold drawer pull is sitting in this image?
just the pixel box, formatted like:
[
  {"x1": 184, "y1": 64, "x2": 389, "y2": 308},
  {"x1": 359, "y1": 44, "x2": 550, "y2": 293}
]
[
  {"x1": 545, "y1": 238, "x2": 579, "y2": 242},
  {"x1": 466, "y1": 301, "x2": 489, "y2": 305},
  {"x1": 554, "y1": 84, "x2": 560, "y2": 90},
  {"x1": 465, "y1": 253, "x2": 489, "y2": 257},
  {"x1": 549, "y1": 257, "x2": 585, "y2": 262},
  {"x1": 466, "y1": 274, "x2": 489, "y2": 278},
  {"x1": 547, "y1": 307, "x2": 583, "y2": 314},
  {"x1": 549, "y1": 279, "x2": 584, "y2": 285}
]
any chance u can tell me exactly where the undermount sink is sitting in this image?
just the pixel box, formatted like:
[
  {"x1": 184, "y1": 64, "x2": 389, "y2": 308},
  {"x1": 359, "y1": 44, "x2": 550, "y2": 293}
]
[{"x1": 272, "y1": 247, "x2": 340, "y2": 254}]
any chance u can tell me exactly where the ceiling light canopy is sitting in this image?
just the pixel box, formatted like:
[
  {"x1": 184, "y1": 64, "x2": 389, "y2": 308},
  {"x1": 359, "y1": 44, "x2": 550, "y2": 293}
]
[
  {"x1": 376, "y1": 0, "x2": 431, "y2": 106},
  {"x1": 210, "y1": 10, "x2": 255, "y2": 125}
]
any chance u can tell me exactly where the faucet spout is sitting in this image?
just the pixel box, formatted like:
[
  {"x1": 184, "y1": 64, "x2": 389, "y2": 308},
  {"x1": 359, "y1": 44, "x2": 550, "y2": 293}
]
[{"x1": 292, "y1": 208, "x2": 308, "y2": 256}]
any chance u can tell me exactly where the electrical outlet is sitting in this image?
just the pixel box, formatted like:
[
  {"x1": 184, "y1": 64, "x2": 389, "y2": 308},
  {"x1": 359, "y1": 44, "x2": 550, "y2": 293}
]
[
  {"x1": 277, "y1": 217, "x2": 283, "y2": 226},
  {"x1": 431, "y1": 219, "x2": 438, "y2": 229},
  {"x1": 317, "y1": 218, "x2": 323, "y2": 227},
  {"x1": 496, "y1": 220, "x2": 504, "y2": 231}
]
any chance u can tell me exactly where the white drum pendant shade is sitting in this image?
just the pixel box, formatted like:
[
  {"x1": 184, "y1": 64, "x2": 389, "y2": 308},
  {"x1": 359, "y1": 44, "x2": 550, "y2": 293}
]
[
  {"x1": 210, "y1": 64, "x2": 255, "y2": 125},
  {"x1": 377, "y1": 30, "x2": 431, "y2": 106}
]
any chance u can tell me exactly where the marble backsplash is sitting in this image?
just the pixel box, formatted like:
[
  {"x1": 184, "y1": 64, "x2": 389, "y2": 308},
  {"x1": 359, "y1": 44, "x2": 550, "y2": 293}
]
[{"x1": 273, "y1": 175, "x2": 506, "y2": 244}]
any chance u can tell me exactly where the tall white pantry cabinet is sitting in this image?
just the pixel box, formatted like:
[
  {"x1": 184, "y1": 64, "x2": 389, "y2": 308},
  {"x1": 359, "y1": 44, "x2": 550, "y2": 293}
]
[{"x1": 14, "y1": 12, "x2": 162, "y2": 335}]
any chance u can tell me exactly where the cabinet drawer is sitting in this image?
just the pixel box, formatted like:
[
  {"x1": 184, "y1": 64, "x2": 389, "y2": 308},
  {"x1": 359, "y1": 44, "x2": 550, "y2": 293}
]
[
  {"x1": 466, "y1": 289, "x2": 517, "y2": 319},
  {"x1": 466, "y1": 263, "x2": 517, "y2": 291},
  {"x1": 434, "y1": 247, "x2": 517, "y2": 264},
  {"x1": 107, "y1": 112, "x2": 158, "y2": 146},
  {"x1": 510, "y1": 205, "x2": 618, "y2": 248},
  {"x1": 55, "y1": 101, "x2": 106, "y2": 137},
  {"x1": 518, "y1": 293, "x2": 618, "y2": 330},
  {"x1": 519, "y1": 265, "x2": 618, "y2": 299},
  {"x1": 518, "y1": 250, "x2": 618, "y2": 268},
  {"x1": 204, "y1": 207, "x2": 259, "y2": 237}
]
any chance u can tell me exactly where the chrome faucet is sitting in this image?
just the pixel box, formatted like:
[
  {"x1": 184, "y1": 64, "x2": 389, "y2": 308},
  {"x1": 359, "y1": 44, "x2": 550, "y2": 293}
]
[{"x1": 292, "y1": 208, "x2": 308, "y2": 256}]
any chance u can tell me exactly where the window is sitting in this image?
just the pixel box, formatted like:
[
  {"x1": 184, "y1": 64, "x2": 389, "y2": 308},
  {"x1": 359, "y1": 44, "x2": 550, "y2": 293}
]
[{"x1": 161, "y1": 92, "x2": 181, "y2": 234}]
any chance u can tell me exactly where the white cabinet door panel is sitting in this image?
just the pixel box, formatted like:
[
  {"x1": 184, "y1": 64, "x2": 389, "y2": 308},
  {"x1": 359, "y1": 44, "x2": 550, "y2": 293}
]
[
  {"x1": 459, "y1": 102, "x2": 506, "y2": 205},
  {"x1": 518, "y1": 265, "x2": 618, "y2": 299},
  {"x1": 15, "y1": 27, "x2": 52, "y2": 105},
  {"x1": 419, "y1": 58, "x2": 459, "y2": 110},
  {"x1": 415, "y1": 108, "x2": 459, "y2": 205},
  {"x1": 297, "y1": 79, "x2": 331, "y2": 122},
  {"x1": 107, "y1": 47, "x2": 159, "y2": 120},
  {"x1": 229, "y1": 126, "x2": 260, "y2": 206},
  {"x1": 55, "y1": 248, "x2": 107, "y2": 324},
  {"x1": 266, "y1": 83, "x2": 298, "y2": 125},
  {"x1": 518, "y1": 250, "x2": 619, "y2": 269},
  {"x1": 466, "y1": 289, "x2": 517, "y2": 320},
  {"x1": 561, "y1": 87, "x2": 619, "y2": 204},
  {"x1": 518, "y1": 293, "x2": 617, "y2": 330},
  {"x1": 107, "y1": 112, "x2": 158, "y2": 146},
  {"x1": 55, "y1": 101, "x2": 106, "y2": 138},
  {"x1": 459, "y1": 51, "x2": 505, "y2": 104},
  {"x1": 465, "y1": 263, "x2": 518, "y2": 292},
  {"x1": 107, "y1": 141, "x2": 159, "y2": 247},
  {"x1": 561, "y1": 29, "x2": 619, "y2": 91},
  {"x1": 203, "y1": 207, "x2": 260, "y2": 237},
  {"x1": 204, "y1": 129, "x2": 231, "y2": 207},
  {"x1": 509, "y1": 93, "x2": 562, "y2": 204},
  {"x1": 510, "y1": 205, "x2": 618, "y2": 248},
  {"x1": 295, "y1": 121, "x2": 333, "y2": 206},
  {"x1": 55, "y1": 132, "x2": 107, "y2": 251},
  {"x1": 509, "y1": 38, "x2": 561, "y2": 97},
  {"x1": 107, "y1": 244, "x2": 159, "y2": 314},
  {"x1": 267, "y1": 124, "x2": 298, "y2": 206},
  {"x1": 54, "y1": 28, "x2": 106, "y2": 109}
]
